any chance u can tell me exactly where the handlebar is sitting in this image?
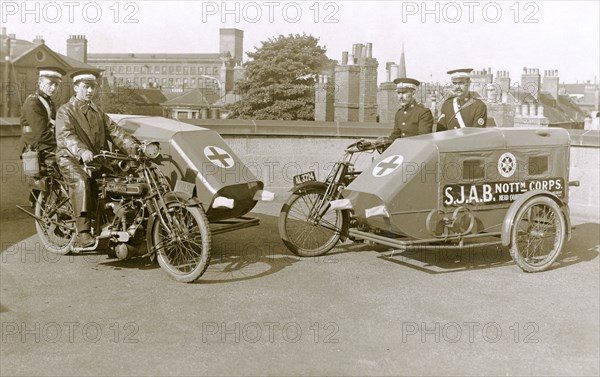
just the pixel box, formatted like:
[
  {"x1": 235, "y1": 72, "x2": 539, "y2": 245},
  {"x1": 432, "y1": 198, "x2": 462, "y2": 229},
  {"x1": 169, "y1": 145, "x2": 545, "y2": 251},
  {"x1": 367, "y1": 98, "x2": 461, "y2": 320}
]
[{"x1": 345, "y1": 138, "x2": 393, "y2": 153}]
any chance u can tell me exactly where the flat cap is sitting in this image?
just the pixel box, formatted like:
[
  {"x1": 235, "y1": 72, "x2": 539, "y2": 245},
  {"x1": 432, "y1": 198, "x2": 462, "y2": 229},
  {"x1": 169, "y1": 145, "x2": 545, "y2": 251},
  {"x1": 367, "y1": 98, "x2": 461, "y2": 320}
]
[
  {"x1": 447, "y1": 68, "x2": 473, "y2": 80},
  {"x1": 37, "y1": 66, "x2": 66, "y2": 79},
  {"x1": 70, "y1": 70, "x2": 100, "y2": 83},
  {"x1": 393, "y1": 77, "x2": 420, "y2": 91}
]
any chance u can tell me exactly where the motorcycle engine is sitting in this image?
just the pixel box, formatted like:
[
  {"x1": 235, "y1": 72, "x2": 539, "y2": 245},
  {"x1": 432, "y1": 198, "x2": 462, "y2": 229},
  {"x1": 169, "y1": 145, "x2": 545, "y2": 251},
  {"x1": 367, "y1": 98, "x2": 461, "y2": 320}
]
[{"x1": 98, "y1": 177, "x2": 148, "y2": 198}]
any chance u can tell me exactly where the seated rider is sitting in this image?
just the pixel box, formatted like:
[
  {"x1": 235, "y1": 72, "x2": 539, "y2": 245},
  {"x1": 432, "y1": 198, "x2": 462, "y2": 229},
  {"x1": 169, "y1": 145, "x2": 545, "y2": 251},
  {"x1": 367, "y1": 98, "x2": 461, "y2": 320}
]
[
  {"x1": 20, "y1": 66, "x2": 66, "y2": 167},
  {"x1": 55, "y1": 70, "x2": 140, "y2": 248}
]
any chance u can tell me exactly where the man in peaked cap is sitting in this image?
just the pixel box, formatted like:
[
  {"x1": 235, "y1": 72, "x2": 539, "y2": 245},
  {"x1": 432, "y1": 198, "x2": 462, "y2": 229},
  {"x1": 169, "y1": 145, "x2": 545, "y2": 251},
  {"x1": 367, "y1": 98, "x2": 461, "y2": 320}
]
[
  {"x1": 387, "y1": 77, "x2": 434, "y2": 140},
  {"x1": 55, "y1": 70, "x2": 140, "y2": 248},
  {"x1": 436, "y1": 68, "x2": 488, "y2": 131},
  {"x1": 20, "y1": 66, "x2": 66, "y2": 160}
]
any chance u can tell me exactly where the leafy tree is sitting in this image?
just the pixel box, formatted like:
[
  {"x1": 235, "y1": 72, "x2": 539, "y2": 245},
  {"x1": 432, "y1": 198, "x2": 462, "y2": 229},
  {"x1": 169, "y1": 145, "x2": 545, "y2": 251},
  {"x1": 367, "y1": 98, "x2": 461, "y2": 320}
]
[{"x1": 227, "y1": 34, "x2": 333, "y2": 120}]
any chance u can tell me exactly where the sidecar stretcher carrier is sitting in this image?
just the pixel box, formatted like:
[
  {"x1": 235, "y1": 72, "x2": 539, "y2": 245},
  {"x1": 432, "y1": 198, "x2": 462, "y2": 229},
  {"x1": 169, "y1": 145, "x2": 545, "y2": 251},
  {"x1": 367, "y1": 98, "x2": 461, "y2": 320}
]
[
  {"x1": 110, "y1": 114, "x2": 273, "y2": 235},
  {"x1": 342, "y1": 127, "x2": 576, "y2": 271}
]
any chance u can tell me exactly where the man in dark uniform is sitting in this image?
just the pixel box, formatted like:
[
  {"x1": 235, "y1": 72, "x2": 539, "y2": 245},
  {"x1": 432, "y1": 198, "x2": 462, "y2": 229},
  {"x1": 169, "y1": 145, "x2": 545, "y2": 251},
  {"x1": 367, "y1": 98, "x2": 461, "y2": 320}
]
[
  {"x1": 20, "y1": 67, "x2": 66, "y2": 162},
  {"x1": 55, "y1": 70, "x2": 140, "y2": 247},
  {"x1": 388, "y1": 77, "x2": 434, "y2": 140},
  {"x1": 436, "y1": 68, "x2": 488, "y2": 131}
]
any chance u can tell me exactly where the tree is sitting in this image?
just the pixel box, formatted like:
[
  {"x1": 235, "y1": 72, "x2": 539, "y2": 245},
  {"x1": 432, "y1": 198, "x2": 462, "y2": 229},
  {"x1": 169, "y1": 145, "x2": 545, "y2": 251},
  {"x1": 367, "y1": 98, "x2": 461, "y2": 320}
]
[{"x1": 227, "y1": 34, "x2": 333, "y2": 120}]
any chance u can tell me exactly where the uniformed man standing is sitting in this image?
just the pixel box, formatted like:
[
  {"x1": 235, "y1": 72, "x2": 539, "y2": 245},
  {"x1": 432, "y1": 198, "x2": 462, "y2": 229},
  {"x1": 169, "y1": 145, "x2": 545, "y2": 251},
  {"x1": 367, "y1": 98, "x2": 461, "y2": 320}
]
[
  {"x1": 436, "y1": 68, "x2": 488, "y2": 131},
  {"x1": 387, "y1": 77, "x2": 433, "y2": 140},
  {"x1": 55, "y1": 70, "x2": 140, "y2": 247},
  {"x1": 20, "y1": 66, "x2": 66, "y2": 161}
]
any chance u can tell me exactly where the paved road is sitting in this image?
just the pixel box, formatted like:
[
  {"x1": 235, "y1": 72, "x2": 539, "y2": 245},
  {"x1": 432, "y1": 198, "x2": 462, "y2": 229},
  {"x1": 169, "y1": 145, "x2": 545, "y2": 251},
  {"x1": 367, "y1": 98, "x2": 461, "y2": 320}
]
[{"x1": 1, "y1": 203, "x2": 598, "y2": 376}]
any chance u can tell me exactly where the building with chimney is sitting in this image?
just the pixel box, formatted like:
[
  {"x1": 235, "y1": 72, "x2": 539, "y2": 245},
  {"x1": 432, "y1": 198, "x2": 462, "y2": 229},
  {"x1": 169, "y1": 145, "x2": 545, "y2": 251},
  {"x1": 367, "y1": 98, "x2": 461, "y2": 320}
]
[
  {"x1": 315, "y1": 42, "x2": 378, "y2": 122},
  {"x1": 86, "y1": 29, "x2": 244, "y2": 96},
  {"x1": 377, "y1": 45, "x2": 407, "y2": 123},
  {"x1": 0, "y1": 28, "x2": 100, "y2": 117}
]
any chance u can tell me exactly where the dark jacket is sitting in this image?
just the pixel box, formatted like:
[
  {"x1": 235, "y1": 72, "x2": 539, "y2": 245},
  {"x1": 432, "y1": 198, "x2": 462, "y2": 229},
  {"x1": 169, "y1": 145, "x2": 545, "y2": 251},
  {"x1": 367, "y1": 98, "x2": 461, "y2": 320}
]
[
  {"x1": 436, "y1": 94, "x2": 488, "y2": 131},
  {"x1": 388, "y1": 99, "x2": 434, "y2": 140},
  {"x1": 55, "y1": 96, "x2": 138, "y2": 160},
  {"x1": 55, "y1": 96, "x2": 139, "y2": 216},
  {"x1": 19, "y1": 92, "x2": 57, "y2": 153}
]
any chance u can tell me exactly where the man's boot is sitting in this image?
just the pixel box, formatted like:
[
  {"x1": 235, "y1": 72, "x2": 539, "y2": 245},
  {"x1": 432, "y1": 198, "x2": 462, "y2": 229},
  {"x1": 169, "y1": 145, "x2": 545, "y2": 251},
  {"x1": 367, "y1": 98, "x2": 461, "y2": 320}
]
[{"x1": 75, "y1": 216, "x2": 94, "y2": 247}]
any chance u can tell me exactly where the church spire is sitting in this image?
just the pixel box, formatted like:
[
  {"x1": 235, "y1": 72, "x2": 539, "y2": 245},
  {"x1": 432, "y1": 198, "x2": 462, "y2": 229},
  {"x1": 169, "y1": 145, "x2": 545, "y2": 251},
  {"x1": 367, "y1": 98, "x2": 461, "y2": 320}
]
[{"x1": 398, "y1": 42, "x2": 407, "y2": 79}]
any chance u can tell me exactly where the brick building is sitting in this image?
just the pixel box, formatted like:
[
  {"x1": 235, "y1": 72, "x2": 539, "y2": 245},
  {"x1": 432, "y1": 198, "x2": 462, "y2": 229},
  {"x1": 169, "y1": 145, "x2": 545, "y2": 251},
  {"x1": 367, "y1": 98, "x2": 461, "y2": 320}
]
[
  {"x1": 86, "y1": 29, "x2": 245, "y2": 95},
  {"x1": 0, "y1": 27, "x2": 100, "y2": 117}
]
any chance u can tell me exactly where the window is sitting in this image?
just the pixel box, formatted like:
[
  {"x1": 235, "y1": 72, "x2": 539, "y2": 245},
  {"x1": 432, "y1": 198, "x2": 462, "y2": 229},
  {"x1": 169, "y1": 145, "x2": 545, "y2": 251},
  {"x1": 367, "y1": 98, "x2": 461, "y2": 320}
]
[
  {"x1": 183, "y1": 66, "x2": 189, "y2": 75},
  {"x1": 198, "y1": 67, "x2": 204, "y2": 74},
  {"x1": 190, "y1": 66, "x2": 196, "y2": 75},
  {"x1": 528, "y1": 156, "x2": 548, "y2": 175},
  {"x1": 169, "y1": 66, "x2": 174, "y2": 74},
  {"x1": 176, "y1": 66, "x2": 182, "y2": 75},
  {"x1": 118, "y1": 66, "x2": 124, "y2": 73},
  {"x1": 161, "y1": 78, "x2": 167, "y2": 85},
  {"x1": 126, "y1": 66, "x2": 132, "y2": 73},
  {"x1": 162, "y1": 66, "x2": 167, "y2": 74},
  {"x1": 213, "y1": 67, "x2": 218, "y2": 74},
  {"x1": 191, "y1": 78, "x2": 196, "y2": 87},
  {"x1": 463, "y1": 160, "x2": 485, "y2": 180},
  {"x1": 134, "y1": 65, "x2": 139, "y2": 74},
  {"x1": 155, "y1": 65, "x2": 160, "y2": 74}
]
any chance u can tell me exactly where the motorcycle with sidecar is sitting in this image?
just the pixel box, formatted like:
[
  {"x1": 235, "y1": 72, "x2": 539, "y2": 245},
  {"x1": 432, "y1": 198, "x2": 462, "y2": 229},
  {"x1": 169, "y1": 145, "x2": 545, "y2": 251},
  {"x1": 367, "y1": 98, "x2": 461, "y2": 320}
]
[
  {"x1": 18, "y1": 115, "x2": 274, "y2": 282},
  {"x1": 279, "y1": 127, "x2": 577, "y2": 272}
]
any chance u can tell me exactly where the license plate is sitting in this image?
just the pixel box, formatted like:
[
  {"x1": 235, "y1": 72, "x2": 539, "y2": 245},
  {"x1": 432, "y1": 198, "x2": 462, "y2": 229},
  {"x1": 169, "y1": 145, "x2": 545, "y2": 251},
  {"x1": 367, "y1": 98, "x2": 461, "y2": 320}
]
[
  {"x1": 293, "y1": 171, "x2": 316, "y2": 186},
  {"x1": 174, "y1": 180, "x2": 195, "y2": 198}
]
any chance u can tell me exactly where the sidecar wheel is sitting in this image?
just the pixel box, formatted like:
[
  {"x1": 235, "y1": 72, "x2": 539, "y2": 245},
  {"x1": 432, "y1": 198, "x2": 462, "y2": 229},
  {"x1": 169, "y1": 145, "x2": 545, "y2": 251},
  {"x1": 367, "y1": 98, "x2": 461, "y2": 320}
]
[
  {"x1": 509, "y1": 196, "x2": 566, "y2": 272},
  {"x1": 153, "y1": 203, "x2": 211, "y2": 283},
  {"x1": 34, "y1": 185, "x2": 76, "y2": 255}
]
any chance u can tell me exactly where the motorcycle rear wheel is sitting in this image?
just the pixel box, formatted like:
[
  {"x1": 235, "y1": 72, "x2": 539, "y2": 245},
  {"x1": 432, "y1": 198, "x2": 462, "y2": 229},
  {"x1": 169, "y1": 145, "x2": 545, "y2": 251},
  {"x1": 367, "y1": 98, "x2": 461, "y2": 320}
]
[
  {"x1": 34, "y1": 184, "x2": 76, "y2": 255},
  {"x1": 153, "y1": 202, "x2": 211, "y2": 283}
]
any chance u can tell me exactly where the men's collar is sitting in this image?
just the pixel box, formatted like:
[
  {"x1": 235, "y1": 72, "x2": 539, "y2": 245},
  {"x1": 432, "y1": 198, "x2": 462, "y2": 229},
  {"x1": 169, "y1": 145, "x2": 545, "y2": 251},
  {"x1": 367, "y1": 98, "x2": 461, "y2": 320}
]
[
  {"x1": 72, "y1": 96, "x2": 98, "y2": 112},
  {"x1": 37, "y1": 91, "x2": 52, "y2": 100},
  {"x1": 400, "y1": 98, "x2": 416, "y2": 110}
]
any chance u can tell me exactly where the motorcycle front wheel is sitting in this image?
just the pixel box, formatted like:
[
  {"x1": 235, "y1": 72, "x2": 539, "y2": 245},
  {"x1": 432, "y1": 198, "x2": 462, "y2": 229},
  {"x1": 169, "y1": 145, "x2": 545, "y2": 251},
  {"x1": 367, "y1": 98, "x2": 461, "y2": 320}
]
[
  {"x1": 152, "y1": 202, "x2": 211, "y2": 283},
  {"x1": 34, "y1": 183, "x2": 76, "y2": 255},
  {"x1": 279, "y1": 188, "x2": 346, "y2": 257}
]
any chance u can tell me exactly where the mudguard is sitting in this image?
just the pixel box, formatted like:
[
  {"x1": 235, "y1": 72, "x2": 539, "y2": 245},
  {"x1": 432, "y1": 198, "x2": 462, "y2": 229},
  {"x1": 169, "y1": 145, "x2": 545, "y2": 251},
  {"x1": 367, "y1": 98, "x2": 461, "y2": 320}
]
[
  {"x1": 501, "y1": 190, "x2": 571, "y2": 246},
  {"x1": 146, "y1": 192, "x2": 204, "y2": 253},
  {"x1": 288, "y1": 181, "x2": 350, "y2": 242}
]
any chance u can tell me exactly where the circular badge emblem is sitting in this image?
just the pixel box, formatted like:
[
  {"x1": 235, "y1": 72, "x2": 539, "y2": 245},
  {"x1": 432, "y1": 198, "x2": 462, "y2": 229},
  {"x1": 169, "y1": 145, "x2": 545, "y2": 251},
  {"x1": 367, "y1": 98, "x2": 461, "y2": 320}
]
[
  {"x1": 477, "y1": 117, "x2": 485, "y2": 126},
  {"x1": 372, "y1": 155, "x2": 404, "y2": 177},
  {"x1": 204, "y1": 146, "x2": 234, "y2": 168},
  {"x1": 498, "y1": 152, "x2": 516, "y2": 178}
]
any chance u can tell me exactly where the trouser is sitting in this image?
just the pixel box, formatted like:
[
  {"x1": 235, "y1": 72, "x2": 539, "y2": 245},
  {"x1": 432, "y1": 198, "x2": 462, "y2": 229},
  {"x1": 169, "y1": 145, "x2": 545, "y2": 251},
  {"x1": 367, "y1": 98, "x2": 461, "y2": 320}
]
[{"x1": 56, "y1": 155, "x2": 92, "y2": 233}]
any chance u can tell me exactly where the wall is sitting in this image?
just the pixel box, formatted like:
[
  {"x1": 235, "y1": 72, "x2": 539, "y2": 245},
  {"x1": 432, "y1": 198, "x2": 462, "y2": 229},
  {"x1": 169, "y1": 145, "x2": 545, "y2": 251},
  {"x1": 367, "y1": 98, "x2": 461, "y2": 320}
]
[{"x1": 1, "y1": 118, "x2": 598, "y2": 223}]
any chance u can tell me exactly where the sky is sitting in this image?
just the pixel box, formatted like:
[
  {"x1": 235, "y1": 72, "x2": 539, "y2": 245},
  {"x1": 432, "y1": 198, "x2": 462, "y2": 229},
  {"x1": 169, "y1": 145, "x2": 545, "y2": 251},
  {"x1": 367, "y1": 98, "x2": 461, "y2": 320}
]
[{"x1": 3, "y1": 0, "x2": 599, "y2": 85}]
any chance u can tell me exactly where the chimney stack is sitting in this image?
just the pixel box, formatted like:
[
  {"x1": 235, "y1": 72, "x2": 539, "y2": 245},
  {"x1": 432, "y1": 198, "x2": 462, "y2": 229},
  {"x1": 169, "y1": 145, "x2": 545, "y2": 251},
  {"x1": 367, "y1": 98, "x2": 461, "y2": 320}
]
[
  {"x1": 33, "y1": 35, "x2": 45, "y2": 44},
  {"x1": 542, "y1": 69, "x2": 559, "y2": 100},
  {"x1": 521, "y1": 67, "x2": 541, "y2": 100},
  {"x1": 67, "y1": 35, "x2": 88, "y2": 63}
]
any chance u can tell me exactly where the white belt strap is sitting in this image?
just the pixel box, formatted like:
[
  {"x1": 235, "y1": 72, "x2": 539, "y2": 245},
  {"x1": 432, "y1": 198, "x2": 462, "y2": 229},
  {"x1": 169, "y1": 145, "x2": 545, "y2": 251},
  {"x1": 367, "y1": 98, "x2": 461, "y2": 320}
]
[
  {"x1": 453, "y1": 97, "x2": 467, "y2": 128},
  {"x1": 37, "y1": 95, "x2": 55, "y2": 125}
]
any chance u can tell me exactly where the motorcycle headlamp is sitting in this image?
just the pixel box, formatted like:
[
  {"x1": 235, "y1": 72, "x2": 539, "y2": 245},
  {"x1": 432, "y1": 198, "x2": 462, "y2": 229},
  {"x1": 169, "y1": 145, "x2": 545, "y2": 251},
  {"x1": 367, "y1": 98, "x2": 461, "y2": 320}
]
[{"x1": 141, "y1": 141, "x2": 161, "y2": 159}]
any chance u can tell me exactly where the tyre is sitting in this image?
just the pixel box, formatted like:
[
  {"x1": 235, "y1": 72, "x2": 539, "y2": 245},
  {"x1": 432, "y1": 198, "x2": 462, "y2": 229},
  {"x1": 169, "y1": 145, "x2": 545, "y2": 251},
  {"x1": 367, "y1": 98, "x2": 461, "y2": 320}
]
[
  {"x1": 153, "y1": 202, "x2": 211, "y2": 283},
  {"x1": 34, "y1": 183, "x2": 76, "y2": 255},
  {"x1": 509, "y1": 196, "x2": 566, "y2": 272},
  {"x1": 279, "y1": 188, "x2": 346, "y2": 257}
]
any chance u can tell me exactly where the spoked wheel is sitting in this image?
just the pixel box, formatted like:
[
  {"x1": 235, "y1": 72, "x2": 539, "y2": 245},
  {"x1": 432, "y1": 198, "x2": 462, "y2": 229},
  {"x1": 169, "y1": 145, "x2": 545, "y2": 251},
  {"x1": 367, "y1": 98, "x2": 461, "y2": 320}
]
[
  {"x1": 34, "y1": 184, "x2": 76, "y2": 255},
  {"x1": 279, "y1": 188, "x2": 346, "y2": 257},
  {"x1": 153, "y1": 202, "x2": 211, "y2": 282},
  {"x1": 510, "y1": 196, "x2": 566, "y2": 272}
]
